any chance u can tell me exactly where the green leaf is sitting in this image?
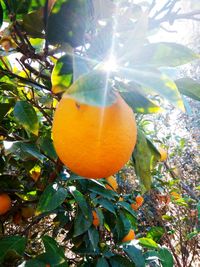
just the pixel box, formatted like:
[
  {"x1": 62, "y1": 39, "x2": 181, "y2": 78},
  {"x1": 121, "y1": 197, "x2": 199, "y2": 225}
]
[
  {"x1": 73, "y1": 208, "x2": 92, "y2": 237},
  {"x1": 0, "y1": 103, "x2": 12, "y2": 123},
  {"x1": 22, "y1": 9, "x2": 44, "y2": 38},
  {"x1": 14, "y1": 101, "x2": 39, "y2": 135},
  {"x1": 38, "y1": 136, "x2": 57, "y2": 161},
  {"x1": 96, "y1": 257, "x2": 109, "y2": 267},
  {"x1": 109, "y1": 255, "x2": 133, "y2": 267},
  {"x1": 25, "y1": 259, "x2": 46, "y2": 267},
  {"x1": 51, "y1": 55, "x2": 73, "y2": 93},
  {"x1": 121, "y1": 90, "x2": 162, "y2": 114},
  {"x1": 88, "y1": 227, "x2": 99, "y2": 251},
  {"x1": 132, "y1": 129, "x2": 158, "y2": 190},
  {"x1": 124, "y1": 245, "x2": 145, "y2": 267},
  {"x1": 41, "y1": 236, "x2": 67, "y2": 265},
  {"x1": 135, "y1": 42, "x2": 198, "y2": 67},
  {"x1": 73, "y1": 54, "x2": 90, "y2": 81},
  {"x1": 70, "y1": 189, "x2": 92, "y2": 220},
  {"x1": 118, "y1": 202, "x2": 137, "y2": 218},
  {"x1": 0, "y1": 236, "x2": 26, "y2": 263},
  {"x1": 93, "y1": 198, "x2": 116, "y2": 215},
  {"x1": 47, "y1": 0, "x2": 88, "y2": 47},
  {"x1": 0, "y1": 2, "x2": 3, "y2": 27},
  {"x1": 139, "y1": 238, "x2": 158, "y2": 249},
  {"x1": 5, "y1": 141, "x2": 45, "y2": 161},
  {"x1": 36, "y1": 183, "x2": 68, "y2": 215},
  {"x1": 88, "y1": 181, "x2": 117, "y2": 200},
  {"x1": 115, "y1": 211, "x2": 131, "y2": 241},
  {"x1": 65, "y1": 70, "x2": 116, "y2": 106},
  {"x1": 147, "y1": 227, "x2": 165, "y2": 242},
  {"x1": 119, "y1": 67, "x2": 184, "y2": 111},
  {"x1": 175, "y1": 78, "x2": 200, "y2": 101},
  {"x1": 158, "y1": 248, "x2": 174, "y2": 267}
]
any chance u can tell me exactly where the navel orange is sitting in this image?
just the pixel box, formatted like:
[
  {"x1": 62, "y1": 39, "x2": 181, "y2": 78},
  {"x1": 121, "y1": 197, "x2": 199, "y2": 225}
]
[{"x1": 52, "y1": 94, "x2": 137, "y2": 178}]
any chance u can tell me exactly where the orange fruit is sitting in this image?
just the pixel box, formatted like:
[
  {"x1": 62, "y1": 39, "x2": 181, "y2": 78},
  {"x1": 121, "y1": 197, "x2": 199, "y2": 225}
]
[
  {"x1": 105, "y1": 176, "x2": 118, "y2": 191},
  {"x1": 136, "y1": 195, "x2": 144, "y2": 207},
  {"x1": 131, "y1": 203, "x2": 139, "y2": 211},
  {"x1": 92, "y1": 211, "x2": 100, "y2": 227},
  {"x1": 52, "y1": 94, "x2": 137, "y2": 178},
  {"x1": 46, "y1": 264, "x2": 51, "y2": 267},
  {"x1": 119, "y1": 197, "x2": 123, "y2": 201},
  {"x1": 122, "y1": 229, "x2": 135, "y2": 242},
  {"x1": 170, "y1": 191, "x2": 181, "y2": 200},
  {"x1": 158, "y1": 147, "x2": 167, "y2": 161},
  {"x1": 0, "y1": 194, "x2": 11, "y2": 215}
]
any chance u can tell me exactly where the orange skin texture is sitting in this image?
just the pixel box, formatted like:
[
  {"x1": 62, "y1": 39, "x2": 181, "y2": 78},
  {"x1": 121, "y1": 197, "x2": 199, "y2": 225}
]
[
  {"x1": 52, "y1": 95, "x2": 137, "y2": 178},
  {"x1": 159, "y1": 147, "x2": 168, "y2": 161},
  {"x1": 105, "y1": 176, "x2": 118, "y2": 191},
  {"x1": 92, "y1": 211, "x2": 100, "y2": 227},
  {"x1": 131, "y1": 203, "x2": 139, "y2": 211},
  {"x1": 122, "y1": 229, "x2": 135, "y2": 242},
  {"x1": 136, "y1": 195, "x2": 144, "y2": 207},
  {"x1": 0, "y1": 194, "x2": 11, "y2": 215}
]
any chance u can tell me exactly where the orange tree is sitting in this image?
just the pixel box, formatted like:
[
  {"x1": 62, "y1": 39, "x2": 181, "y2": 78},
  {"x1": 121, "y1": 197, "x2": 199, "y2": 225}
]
[{"x1": 0, "y1": 0, "x2": 199, "y2": 266}]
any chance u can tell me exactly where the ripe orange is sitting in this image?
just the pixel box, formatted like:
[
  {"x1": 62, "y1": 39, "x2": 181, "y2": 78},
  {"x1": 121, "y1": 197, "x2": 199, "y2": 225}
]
[
  {"x1": 158, "y1": 147, "x2": 168, "y2": 161},
  {"x1": 92, "y1": 211, "x2": 100, "y2": 227},
  {"x1": 52, "y1": 94, "x2": 137, "y2": 178},
  {"x1": 0, "y1": 194, "x2": 11, "y2": 215},
  {"x1": 105, "y1": 176, "x2": 118, "y2": 191},
  {"x1": 170, "y1": 191, "x2": 181, "y2": 200},
  {"x1": 131, "y1": 203, "x2": 139, "y2": 211},
  {"x1": 136, "y1": 195, "x2": 144, "y2": 207},
  {"x1": 122, "y1": 229, "x2": 135, "y2": 242}
]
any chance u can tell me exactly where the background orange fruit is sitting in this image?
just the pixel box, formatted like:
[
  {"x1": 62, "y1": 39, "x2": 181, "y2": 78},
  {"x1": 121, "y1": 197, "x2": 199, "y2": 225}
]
[
  {"x1": 136, "y1": 195, "x2": 144, "y2": 206},
  {"x1": 122, "y1": 229, "x2": 135, "y2": 242},
  {"x1": 159, "y1": 147, "x2": 168, "y2": 161},
  {"x1": 92, "y1": 211, "x2": 100, "y2": 227},
  {"x1": 0, "y1": 194, "x2": 11, "y2": 215},
  {"x1": 131, "y1": 203, "x2": 139, "y2": 211},
  {"x1": 52, "y1": 94, "x2": 137, "y2": 178},
  {"x1": 105, "y1": 176, "x2": 118, "y2": 191}
]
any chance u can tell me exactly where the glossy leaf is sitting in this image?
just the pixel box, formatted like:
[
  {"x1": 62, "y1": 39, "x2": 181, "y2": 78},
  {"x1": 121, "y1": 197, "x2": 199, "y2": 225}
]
[
  {"x1": 88, "y1": 181, "x2": 117, "y2": 200},
  {"x1": 132, "y1": 130, "x2": 156, "y2": 190},
  {"x1": 73, "y1": 208, "x2": 92, "y2": 237},
  {"x1": 175, "y1": 78, "x2": 200, "y2": 101},
  {"x1": 124, "y1": 245, "x2": 145, "y2": 267},
  {"x1": 88, "y1": 227, "x2": 99, "y2": 251},
  {"x1": 147, "y1": 227, "x2": 165, "y2": 242},
  {"x1": 0, "y1": 2, "x2": 3, "y2": 27},
  {"x1": 38, "y1": 136, "x2": 57, "y2": 161},
  {"x1": 119, "y1": 67, "x2": 184, "y2": 111},
  {"x1": 121, "y1": 90, "x2": 162, "y2": 114},
  {"x1": 109, "y1": 255, "x2": 133, "y2": 267},
  {"x1": 135, "y1": 42, "x2": 199, "y2": 67},
  {"x1": 139, "y1": 237, "x2": 158, "y2": 249},
  {"x1": 51, "y1": 55, "x2": 73, "y2": 93},
  {"x1": 0, "y1": 236, "x2": 26, "y2": 263},
  {"x1": 5, "y1": 141, "x2": 45, "y2": 162},
  {"x1": 47, "y1": 0, "x2": 88, "y2": 47},
  {"x1": 0, "y1": 103, "x2": 12, "y2": 123},
  {"x1": 115, "y1": 211, "x2": 131, "y2": 241},
  {"x1": 70, "y1": 189, "x2": 92, "y2": 220},
  {"x1": 65, "y1": 69, "x2": 116, "y2": 106},
  {"x1": 14, "y1": 101, "x2": 39, "y2": 135},
  {"x1": 96, "y1": 257, "x2": 109, "y2": 267},
  {"x1": 159, "y1": 248, "x2": 174, "y2": 267},
  {"x1": 93, "y1": 198, "x2": 116, "y2": 215},
  {"x1": 41, "y1": 236, "x2": 67, "y2": 265},
  {"x1": 36, "y1": 183, "x2": 68, "y2": 215},
  {"x1": 22, "y1": 9, "x2": 44, "y2": 38}
]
